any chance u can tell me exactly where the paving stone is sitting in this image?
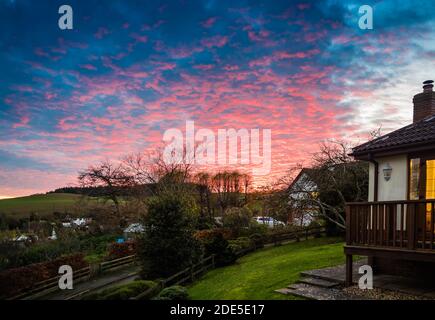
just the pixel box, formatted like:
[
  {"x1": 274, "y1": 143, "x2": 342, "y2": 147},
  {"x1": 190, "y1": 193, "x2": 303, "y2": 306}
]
[
  {"x1": 274, "y1": 288, "x2": 293, "y2": 295},
  {"x1": 285, "y1": 283, "x2": 367, "y2": 300},
  {"x1": 300, "y1": 259, "x2": 367, "y2": 284},
  {"x1": 277, "y1": 258, "x2": 435, "y2": 300},
  {"x1": 297, "y1": 277, "x2": 340, "y2": 288}
]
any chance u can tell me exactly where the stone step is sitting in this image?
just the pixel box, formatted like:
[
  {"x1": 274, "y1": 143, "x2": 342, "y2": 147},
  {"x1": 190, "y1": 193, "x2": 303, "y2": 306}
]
[
  {"x1": 274, "y1": 288, "x2": 293, "y2": 295},
  {"x1": 296, "y1": 277, "x2": 340, "y2": 288},
  {"x1": 284, "y1": 283, "x2": 364, "y2": 300}
]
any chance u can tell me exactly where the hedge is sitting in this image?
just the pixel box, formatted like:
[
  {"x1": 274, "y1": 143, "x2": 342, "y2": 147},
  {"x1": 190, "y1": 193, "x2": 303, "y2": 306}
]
[{"x1": 0, "y1": 253, "x2": 88, "y2": 298}]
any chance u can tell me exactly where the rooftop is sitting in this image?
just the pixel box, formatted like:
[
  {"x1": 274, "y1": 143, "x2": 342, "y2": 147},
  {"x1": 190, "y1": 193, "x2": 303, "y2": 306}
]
[{"x1": 351, "y1": 114, "x2": 435, "y2": 157}]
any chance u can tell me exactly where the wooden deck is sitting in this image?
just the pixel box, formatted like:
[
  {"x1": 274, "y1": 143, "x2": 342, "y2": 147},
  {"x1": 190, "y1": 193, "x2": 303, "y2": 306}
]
[{"x1": 344, "y1": 200, "x2": 435, "y2": 285}]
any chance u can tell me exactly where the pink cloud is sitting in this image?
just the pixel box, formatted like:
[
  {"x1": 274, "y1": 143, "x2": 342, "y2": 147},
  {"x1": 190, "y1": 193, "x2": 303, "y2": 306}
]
[
  {"x1": 201, "y1": 35, "x2": 228, "y2": 48},
  {"x1": 12, "y1": 116, "x2": 30, "y2": 129},
  {"x1": 130, "y1": 33, "x2": 148, "y2": 43},
  {"x1": 201, "y1": 17, "x2": 217, "y2": 28},
  {"x1": 194, "y1": 64, "x2": 214, "y2": 71},
  {"x1": 94, "y1": 27, "x2": 111, "y2": 39},
  {"x1": 249, "y1": 49, "x2": 320, "y2": 67},
  {"x1": 297, "y1": 3, "x2": 311, "y2": 10},
  {"x1": 80, "y1": 64, "x2": 97, "y2": 71}
]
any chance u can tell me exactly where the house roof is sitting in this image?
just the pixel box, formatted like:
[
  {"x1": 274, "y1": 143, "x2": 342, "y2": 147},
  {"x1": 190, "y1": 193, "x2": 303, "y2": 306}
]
[
  {"x1": 287, "y1": 168, "x2": 317, "y2": 192},
  {"x1": 351, "y1": 114, "x2": 435, "y2": 158}
]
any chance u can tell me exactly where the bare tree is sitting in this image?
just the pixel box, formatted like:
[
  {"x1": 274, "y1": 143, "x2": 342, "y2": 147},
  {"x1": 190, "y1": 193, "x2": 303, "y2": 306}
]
[
  {"x1": 193, "y1": 172, "x2": 214, "y2": 220},
  {"x1": 285, "y1": 140, "x2": 369, "y2": 230},
  {"x1": 78, "y1": 160, "x2": 133, "y2": 216},
  {"x1": 122, "y1": 148, "x2": 194, "y2": 197},
  {"x1": 211, "y1": 170, "x2": 252, "y2": 215}
]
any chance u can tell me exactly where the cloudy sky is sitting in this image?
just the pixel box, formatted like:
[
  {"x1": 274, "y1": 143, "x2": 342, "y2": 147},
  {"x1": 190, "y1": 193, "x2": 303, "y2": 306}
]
[{"x1": 0, "y1": 0, "x2": 434, "y2": 198}]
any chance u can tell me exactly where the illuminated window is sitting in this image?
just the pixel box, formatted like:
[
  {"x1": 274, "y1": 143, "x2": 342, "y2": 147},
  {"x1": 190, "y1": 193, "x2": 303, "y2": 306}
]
[
  {"x1": 409, "y1": 158, "x2": 420, "y2": 200},
  {"x1": 426, "y1": 160, "x2": 435, "y2": 230},
  {"x1": 427, "y1": 160, "x2": 435, "y2": 200}
]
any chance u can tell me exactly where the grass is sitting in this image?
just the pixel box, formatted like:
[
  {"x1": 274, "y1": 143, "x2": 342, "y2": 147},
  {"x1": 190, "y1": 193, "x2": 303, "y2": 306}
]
[
  {"x1": 188, "y1": 237, "x2": 345, "y2": 300},
  {"x1": 0, "y1": 193, "x2": 85, "y2": 218}
]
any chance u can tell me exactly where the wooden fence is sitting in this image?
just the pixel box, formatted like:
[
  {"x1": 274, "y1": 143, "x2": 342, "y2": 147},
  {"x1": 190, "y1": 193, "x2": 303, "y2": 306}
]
[
  {"x1": 10, "y1": 226, "x2": 325, "y2": 300},
  {"x1": 132, "y1": 255, "x2": 215, "y2": 300},
  {"x1": 234, "y1": 225, "x2": 325, "y2": 257},
  {"x1": 132, "y1": 225, "x2": 326, "y2": 299},
  {"x1": 8, "y1": 254, "x2": 137, "y2": 300}
]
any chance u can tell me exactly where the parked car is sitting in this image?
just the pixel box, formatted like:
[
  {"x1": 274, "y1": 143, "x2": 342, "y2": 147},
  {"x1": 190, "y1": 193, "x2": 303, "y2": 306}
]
[{"x1": 253, "y1": 216, "x2": 285, "y2": 228}]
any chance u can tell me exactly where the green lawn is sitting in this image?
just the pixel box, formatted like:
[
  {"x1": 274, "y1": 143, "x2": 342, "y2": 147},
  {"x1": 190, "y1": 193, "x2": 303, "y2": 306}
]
[
  {"x1": 188, "y1": 237, "x2": 345, "y2": 300},
  {"x1": 0, "y1": 193, "x2": 85, "y2": 218}
]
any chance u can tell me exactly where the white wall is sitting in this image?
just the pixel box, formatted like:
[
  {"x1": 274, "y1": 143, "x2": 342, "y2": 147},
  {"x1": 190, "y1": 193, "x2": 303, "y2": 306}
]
[{"x1": 368, "y1": 155, "x2": 408, "y2": 201}]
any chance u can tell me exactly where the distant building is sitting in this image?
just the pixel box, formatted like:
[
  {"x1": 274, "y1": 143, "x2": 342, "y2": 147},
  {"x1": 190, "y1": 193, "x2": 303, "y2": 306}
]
[
  {"x1": 287, "y1": 168, "x2": 316, "y2": 226},
  {"x1": 123, "y1": 223, "x2": 145, "y2": 240}
]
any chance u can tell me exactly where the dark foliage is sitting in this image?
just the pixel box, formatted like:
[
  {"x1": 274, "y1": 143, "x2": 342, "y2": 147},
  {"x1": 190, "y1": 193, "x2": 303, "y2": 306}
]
[{"x1": 138, "y1": 192, "x2": 202, "y2": 278}]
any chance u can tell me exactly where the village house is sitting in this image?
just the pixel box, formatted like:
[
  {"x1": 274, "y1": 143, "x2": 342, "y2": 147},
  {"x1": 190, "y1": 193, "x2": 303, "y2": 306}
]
[
  {"x1": 345, "y1": 80, "x2": 435, "y2": 285},
  {"x1": 287, "y1": 168, "x2": 317, "y2": 226}
]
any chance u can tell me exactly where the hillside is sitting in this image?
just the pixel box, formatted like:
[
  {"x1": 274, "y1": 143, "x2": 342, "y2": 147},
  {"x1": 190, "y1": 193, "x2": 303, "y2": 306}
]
[{"x1": 0, "y1": 193, "x2": 85, "y2": 218}]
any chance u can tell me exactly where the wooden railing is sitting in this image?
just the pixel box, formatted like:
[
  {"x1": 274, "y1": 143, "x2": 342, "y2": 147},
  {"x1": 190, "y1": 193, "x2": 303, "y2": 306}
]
[
  {"x1": 132, "y1": 255, "x2": 215, "y2": 300},
  {"x1": 346, "y1": 200, "x2": 435, "y2": 250},
  {"x1": 8, "y1": 254, "x2": 137, "y2": 300}
]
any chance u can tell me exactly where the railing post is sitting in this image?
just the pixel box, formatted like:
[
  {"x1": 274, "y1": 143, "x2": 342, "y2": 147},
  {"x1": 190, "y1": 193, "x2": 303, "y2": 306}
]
[
  {"x1": 345, "y1": 254, "x2": 353, "y2": 286},
  {"x1": 346, "y1": 204, "x2": 351, "y2": 245},
  {"x1": 408, "y1": 203, "x2": 416, "y2": 250}
]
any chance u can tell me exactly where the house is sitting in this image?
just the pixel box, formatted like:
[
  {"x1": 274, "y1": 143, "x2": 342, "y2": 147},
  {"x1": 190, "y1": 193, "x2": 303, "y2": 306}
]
[
  {"x1": 287, "y1": 168, "x2": 317, "y2": 226},
  {"x1": 345, "y1": 80, "x2": 435, "y2": 285},
  {"x1": 123, "y1": 223, "x2": 145, "y2": 240}
]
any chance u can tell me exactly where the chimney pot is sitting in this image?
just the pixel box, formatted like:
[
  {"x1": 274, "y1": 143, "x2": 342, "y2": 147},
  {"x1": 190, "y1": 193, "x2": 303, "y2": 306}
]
[{"x1": 423, "y1": 80, "x2": 434, "y2": 92}]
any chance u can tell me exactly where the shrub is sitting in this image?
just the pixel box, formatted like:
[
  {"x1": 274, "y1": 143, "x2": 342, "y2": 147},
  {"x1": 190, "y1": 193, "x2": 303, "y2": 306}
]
[
  {"x1": 194, "y1": 228, "x2": 232, "y2": 241},
  {"x1": 157, "y1": 285, "x2": 189, "y2": 300},
  {"x1": 196, "y1": 230, "x2": 236, "y2": 267},
  {"x1": 0, "y1": 253, "x2": 88, "y2": 298},
  {"x1": 249, "y1": 233, "x2": 265, "y2": 249},
  {"x1": 83, "y1": 280, "x2": 157, "y2": 300},
  {"x1": 105, "y1": 241, "x2": 137, "y2": 260},
  {"x1": 0, "y1": 233, "x2": 119, "y2": 271},
  {"x1": 222, "y1": 207, "x2": 252, "y2": 236},
  {"x1": 240, "y1": 222, "x2": 269, "y2": 237},
  {"x1": 228, "y1": 237, "x2": 254, "y2": 254},
  {"x1": 138, "y1": 192, "x2": 203, "y2": 279}
]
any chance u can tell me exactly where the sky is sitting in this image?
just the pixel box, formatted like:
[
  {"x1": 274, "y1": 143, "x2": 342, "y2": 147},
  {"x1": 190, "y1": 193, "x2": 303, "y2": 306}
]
[{"x1": 0, "y1": 0, "x2": 434, "y2": 198}]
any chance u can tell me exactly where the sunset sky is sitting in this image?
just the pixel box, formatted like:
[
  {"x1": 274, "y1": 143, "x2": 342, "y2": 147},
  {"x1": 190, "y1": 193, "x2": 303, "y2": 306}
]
[{"x1": 1, "y1": 0, "x2": 434, "y2": 198}]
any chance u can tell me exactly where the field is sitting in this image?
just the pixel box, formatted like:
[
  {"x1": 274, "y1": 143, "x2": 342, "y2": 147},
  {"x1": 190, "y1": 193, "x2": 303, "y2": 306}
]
[
  {"x1": 0, "y1": 193, "x2": 86, "y2": 218},
  {"x1": 188, "y1": 237, "x2": 345, "y2": 300}
]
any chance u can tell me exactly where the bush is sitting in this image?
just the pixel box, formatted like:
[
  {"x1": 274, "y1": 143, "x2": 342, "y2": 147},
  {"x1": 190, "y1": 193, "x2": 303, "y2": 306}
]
[
  {"x1": 240, "y1": 222, "x2": 269, "y2": 237},
  {"x1": 228, "y1": 237, "x2": 254, "y2": 254},
  {"x1": 157, "y1": 285, "x2": 189, "y2": 300},
  {"x1": 105, "y1": 241, "x2": 137, "y2": 260},
  {"x1": 0, "y1": 253, "x2": 88, "y2": 298},
  {"x1": 194, "y1": 228, "x2": 232, "y2": 241},
  {"x1": 308, "y1": 221, "x2": 323, "y2": 238},
  {"x1": 249, "y1": 233, "x2": 265, "y2": 249},
  {"x1": 196, "y1": 230, "x2": 236, "y2": 267},
  {"x1": 83, "y1": 280, "x2": 157, "y2": 300},
  {"x1": 0, "y1": 233, "x2": 119, "y2": 271},
  {"x1": 138, "y1": 192, "x2": 203, "y2": 279},
  {"x1": 222, "y1": 207, "x2": 252, "y2": 236}
]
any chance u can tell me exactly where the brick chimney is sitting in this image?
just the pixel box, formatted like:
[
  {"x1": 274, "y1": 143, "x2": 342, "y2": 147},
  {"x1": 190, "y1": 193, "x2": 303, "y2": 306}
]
[{"x1": 413, "y1": 80, "x2": 435, "y2": 122}]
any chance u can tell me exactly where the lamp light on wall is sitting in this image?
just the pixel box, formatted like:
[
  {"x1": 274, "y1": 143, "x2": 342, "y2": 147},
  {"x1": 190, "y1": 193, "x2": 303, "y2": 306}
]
[{"x1": 383, "y1": 163, "x2": 392, "y2": 181}]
